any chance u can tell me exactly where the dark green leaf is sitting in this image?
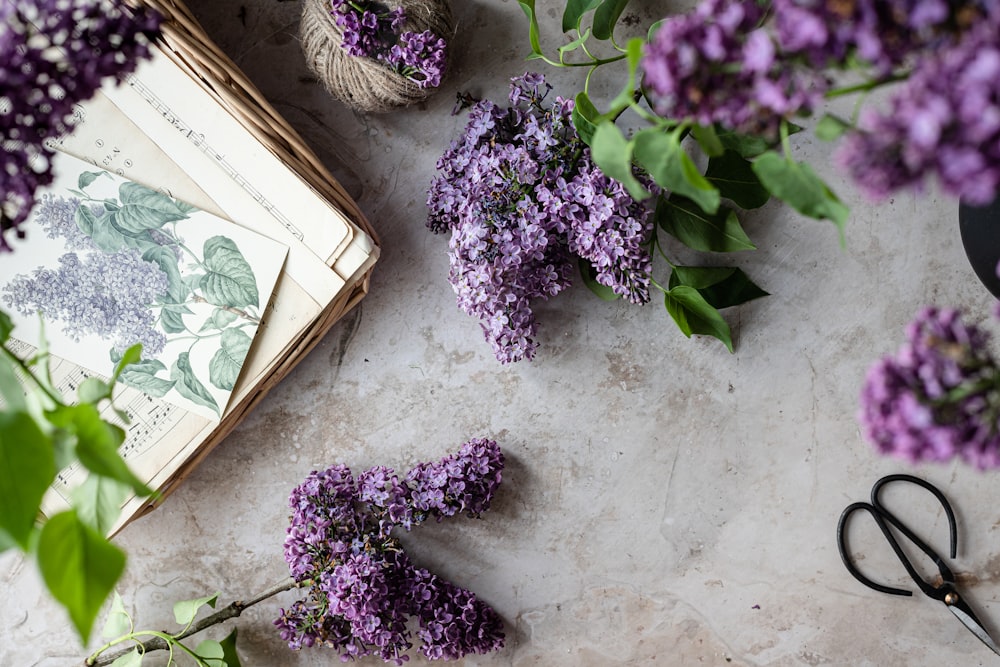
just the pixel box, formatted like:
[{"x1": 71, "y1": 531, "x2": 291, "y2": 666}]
[
  {"x1": 572, "y1": 91, "x2": 601, "y2": 145},
  {"x1": 578, "y1": 257, "x2": 620, "y2": 301},
  {"x1": 517, "y1": 0, "x2": 544, "y2": 57},
  {"x1": 71, "y1": 475, "x2": 130, "y2": 536},
  {"x1": 590, "y1": 122, "x2": 650, "y2": 201},
  {"x1": 816, "y1": 113, "x2": 851, "y2": 141},
  {"x1": 593, "y1": 0, "x2": 631, "y2": 40},
  {"x1": 0, "y1": 309, "x2": 13, "y2": 343},
  {"x1": 0, "y1": 411, "x2": 55, "y2": 548},
  {"x1": 752, "y1": 152, "x2": 849, "y2": 231},
  {"x1": 118, "y1": 358, "x2": 175, "y2": 398},
  {"x1": 174, "y1": 593, "x2": 219, "y2": 626},
  {"x1": 46, "y1": 404, "x2": 152, "y2": 496},
  {"x1": 656, "y1": 196, "x2": 755, "y2": 252},
  {"x1": 706, "y1": 150, "x2": 770, "y2": 209},
  {"x1": 209, "y1": 327, "x2": 252, "y2": 391},
  {"x1": 563, "y1": 0, "x2": 602, "y2": 31},
  {"x1": 669, "y1": 266, "x2": 769, "y2": 309},
  {"x1": 220, "y1": 628, "x2": 242, "y2": 667},
  {"x1": 171, "y1": 352, "x2": 219, "y2": 415},
  {"x1": 200, "y1": 236, "x2": 259, "y2": 309},
  {"x1": 664, "y1": 286, "x2": 733, "y2": 352},
  {"x1": 633, "y1": 128, "x2": 720, "y2": 214},
  {"x1": 692, "y1": 125, "x2": 724, "y2": 157},
  {"x1": 716, "y1": 128, "x2": 773, "y2": 159},
  {"x1": 37, "y1": 510, "x2": 126, "y2": 641}
]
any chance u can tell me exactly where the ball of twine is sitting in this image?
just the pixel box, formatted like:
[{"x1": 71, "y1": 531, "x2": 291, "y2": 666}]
[{"x1": 300, "y1": 0, "x2": 454, "y2": 113}]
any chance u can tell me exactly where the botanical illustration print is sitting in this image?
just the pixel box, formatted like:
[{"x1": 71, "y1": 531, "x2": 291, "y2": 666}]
[{"x1": 0, "y1": 153, "x2": 288, "y2": 420}]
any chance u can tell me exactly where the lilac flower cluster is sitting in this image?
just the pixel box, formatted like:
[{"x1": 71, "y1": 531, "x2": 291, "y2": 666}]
[
  {"x1": 275, "y1": 438, "x2": 506, "y2": 663},
  {"x1": 329, "y1": 0, "x2": 447, "y2": 89},
  {"x1": 427, "y1": 74, "x2": 654, "y2": 363},
  {"x1": 836, "y1": 23, "x2": 1000, "y2": 204},
  {"x1": 858, "y1": 307, "x2": 1000, "y2": 469},
  {"x1": 0, "y1": 0, "x2": 160, "y2": 250},
  {"x1": 2, "y1": 248, "x2": 170, "y2": 356},
  {"x1": 641, "y1": 0, "x2": 825, "y2": 136}
]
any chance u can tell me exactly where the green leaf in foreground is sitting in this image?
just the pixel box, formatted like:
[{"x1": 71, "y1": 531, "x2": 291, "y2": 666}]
[
  {"x1": 656, "y1": 196, "x2": 755, "y2": 253},
  {"x1": 664, "y1": 286, "x2": 734, "y2": 352},
  {"x1": 752, "y1": 152, "x2": 849, "y2": 232},
  {"x1": 590, "y1": 122, "x2": 649, "y2": 201},
  {"x1": 815, "y1": 113, "x2": 852, "y2": 141},
  {"x1": 0, "y1": 411, "x2": 55, "y2": 548},
  {"x1": 632, "y1": 128, "x2": 720, "y2": 214},
  {"x1": 220, "y1": 628, "x2": 243, "y2": 667},
  {"x1": 38, "y1": 510, "x2": 126, "y2": 641},
  {"x1": 572, "y1": 91, "x2": 601, "y2": 145},
  {"x1": 174, "y1": 593, "x2": 219, "y2": 627},
  {"x1": 72, "y1": 475, "x2": 131, "y2": 537},
  {"x1": 196, "y1": 639, "x2": 226, "y2": 667}
]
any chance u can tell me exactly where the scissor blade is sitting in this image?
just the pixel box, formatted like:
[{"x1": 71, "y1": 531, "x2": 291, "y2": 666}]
[{"x1": 948, "y1": 602, "x2": 1000, "y2": 656}]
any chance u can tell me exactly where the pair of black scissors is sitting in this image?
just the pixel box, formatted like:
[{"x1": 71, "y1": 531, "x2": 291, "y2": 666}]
[{"x1": 837, "y1": 474, "x2": 1000, "y2": 656}]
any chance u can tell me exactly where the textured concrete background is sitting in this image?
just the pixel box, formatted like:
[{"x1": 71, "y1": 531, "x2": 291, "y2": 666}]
[{"x1": 6, "y1": 1, "x2": 1000, "y2": 665}]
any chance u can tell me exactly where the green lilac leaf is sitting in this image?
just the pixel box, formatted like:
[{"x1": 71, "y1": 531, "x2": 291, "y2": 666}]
[
  {"x1": 171, "y1": 352, "x2": 220, "y2": 415},
  {"x1": 578, "y1": 257, "x2": 620, "y2": 301},
  {"x1": 669, "y1": 266, "x2": 769, "y2": 308},
  {"x1": 200, "y1": 236, "x2": 259, "y2": 309},
  {"x1": 101, "y1": 591, "x2": 132, "y2": 640},
  {"x1": 199, "y1": 309, "x2": 239, "y2": 333},
  {"x1": 208, "y1": 327, "x2": 252, "y2": 391},
  {"x1": 815, "y1": 113, "x2": 851, "y2": 141},
  {"x1": 632, "y1": 128, "x2": 720, "y2": 214},
  {"x1": 558, "y1": 28, "x2": 591, "y2": 60},
  {"x1": 77, "y1": 377, "x2": 112, "y2": 405},
  {"x1": 664, "y1": 286, "x2": 734, "y2": 352},
  {"x1": 118, "y1": 359, "x2": 175, "y2": 398},
  {"x1": 174, "y1": 593, "x2": 219, "y2": 626},
  {"x1": 706, "y1": 150, "x2": 770, "y2": 209},
  {"x1": 657, "y1": 196, "x2": 755, "y2": 252},
  {"x1": 752, "y1": 152, "x2": 849, "y2": 230},
  {"x1": 78, "y1": 171, "x2": 104, "y2": 190},
  {"x1": 593, "y1": 0, "x2": 631, "y2": 40},
  {"x1": 71, "y1": 475, "x2": 130, "y2": 537},
  {"x1": 220, "y1": 628, "x2": 242, "y2": 667},
  {"x1": 76, "y1": 206, "x2": 124, "y2": 254},
  {"x1": 196, "y1": 639, "x2": 226, "y2": 667},
  {"x1": 716, "y1": 128, "x2": 773, "y2": 159},
  {"x1": 46, "y1": 404, "x2": 152, "y2": 496},
  {"x1": 0, "y1": 348, "x2": 26, "y2": 412},
  {"x1": 37, "y1": 510, "x2": 126, "y2": 641},
  {"x1": 158, "y1": 303, "x2": 189, "y2": 334},
  {"x1": 692, "y1": 125, "x2": 724, "y2": 157},
  {"x1": 142, "y1": 245, "x2": 186, "y2": 304},
  {"x1": 572, "y1": 91, "x2": 601, "y2": 145},
  {"x1": 605, "y1": 37, "x2": 644, "y2": 115},
  {"x1": 0, "y1": 309, "x2": 12, "y2": 343},
  {"x1": 112, "y1": 344, "x2": 143, "y2": 385},
  {"x1": 114, "y1": 182, "x2": 190, "y2": 234},
  {"x1": 517, "y1": 0, "x2": 544, "y2": 56},
  {"x1": 590, "y1": 122, "x2": 650, "y2": 201},
  {"x1": 108, "y1": 648, "x2": 143, "y2": 667},
  {"x1": 0, "y1": 411, "x2": 55, "y2": 548},
  {"x1": 563, "y1": 0, "x2": 602, "y2": 31}
]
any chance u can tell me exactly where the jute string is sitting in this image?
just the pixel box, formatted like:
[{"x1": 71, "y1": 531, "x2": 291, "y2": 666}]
[{"x1": 300, "y1": 0, "x2": 454, "y2": 113}]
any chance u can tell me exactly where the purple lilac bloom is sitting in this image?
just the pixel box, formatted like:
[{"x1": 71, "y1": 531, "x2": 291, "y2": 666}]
[
  {"x1": 33, "y1": 194, "x2": 101, "y2": 251},
  {"x1": 3, "y1": 248, "x2": 170, "y2": 355},
  {"x1": 858, "y1": 307, "x2": 1000, "y2": 469},
  {"x1": 427, "y1": 74, "x2": 654, "y2": 363},
  {"x1": 641, "y1": 0, "x2": 825, "y2": 136},
  {"x1": 772, "y1": 0, "x2": 999, "y2": 72},
  {"x1": 836, "y1": 23, "x2": 1000, "y2": 204},
  {"x1": 276, "y1": 439, "x2": 506, "y2": 662},
  {"x1": 329, "y1": 0, "x2": 446, "y2": 89},
  {"x1": 0, "y1": 0, "x2": 161, "y2": 250}
]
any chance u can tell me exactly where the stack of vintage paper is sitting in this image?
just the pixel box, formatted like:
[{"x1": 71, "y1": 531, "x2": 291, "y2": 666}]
[{"x1": 1, "y1": 10, "x2": 378, "y2": 535}]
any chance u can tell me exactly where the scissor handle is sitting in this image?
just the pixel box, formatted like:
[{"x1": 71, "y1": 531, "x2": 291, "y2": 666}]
[{"x1": 837, "y1": 475, "x2": 959, "y2": 601}]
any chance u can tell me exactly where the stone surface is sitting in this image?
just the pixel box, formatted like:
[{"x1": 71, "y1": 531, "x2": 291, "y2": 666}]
[{"x1": 5, "y1": 1, "x2": 1000, "y2": 665}]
